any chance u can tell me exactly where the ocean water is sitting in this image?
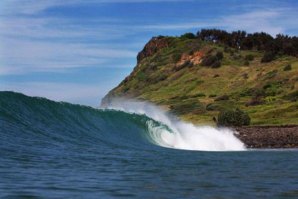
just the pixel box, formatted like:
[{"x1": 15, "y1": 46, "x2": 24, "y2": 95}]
[{"x1": 0, "y1": 91, "x2": 297, "y2": 198}]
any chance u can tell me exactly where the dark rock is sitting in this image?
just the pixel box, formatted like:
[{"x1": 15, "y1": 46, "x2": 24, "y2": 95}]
[
  {"x1": 234, "y1": 125, "x2": 298, "y2": 148},
  {"x1": 137, "y1": 37, "x2": 170, "y2": 63}
]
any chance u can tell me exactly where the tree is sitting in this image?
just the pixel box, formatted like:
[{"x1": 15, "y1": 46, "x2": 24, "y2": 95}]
[
  {"x1": 196, "y1": 29, "x2": 298, "y2": 58},
  {"x1": 261, "y1": 51, "x2": 276, "y2": 63},
  {"x1": 217, "y1": 108, "x2": 250, "y2": 126},
  {"x1": 181, "y1": 32, "x2": 196, "y2": 39}
]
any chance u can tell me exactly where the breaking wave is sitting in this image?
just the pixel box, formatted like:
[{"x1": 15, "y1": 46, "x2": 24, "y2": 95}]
[{"x1": 0, "y1": 92, "x2": 245, "y2": 152}]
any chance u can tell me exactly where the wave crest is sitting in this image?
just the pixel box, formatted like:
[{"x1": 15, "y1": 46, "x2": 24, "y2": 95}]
[{"x1": 103, "y1": 99, "x2": 246, "y2": 151}]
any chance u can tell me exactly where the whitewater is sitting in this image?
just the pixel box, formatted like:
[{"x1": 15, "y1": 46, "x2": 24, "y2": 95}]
[{"x1": 104, "y1": 99, "x2": 245, "y2": 151}]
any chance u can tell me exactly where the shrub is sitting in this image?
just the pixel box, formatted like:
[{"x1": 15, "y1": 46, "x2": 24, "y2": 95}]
[
  {"x1": 172, "y1": 53, "x2": 181, "y2": 62},
  {"x1": 123, "y1": 87, "x2": 129, "y2": 93},
  {"x1": 242, "y1": 73, "x2": 249, "y2": 79},
  {"x1": 265, "y1": 70, "x2": 278, "y2": 79},
  {"x1": 253, "y1": 88, "x2": 266, "y2": 98},
  {"x1": 211, "y1": 60, "x2": 221, "y2": 68},
  {"x1": 147, "y1": 62, "x2": 158, "y2": 70},
  {"x1": 181, "y1": 32, "x2": 196, "y2": 39},
  {"x1": 170, "y1": 71, "x2": 184, "y2": 80},
  {"x1": 217, "y1": 108, "x2": 250, "y2": 126},
  {"x1": 190, "y1": 93, "x2": 206, "y2": 98},
  {"x1": 245, "y1": 54, "x2": 254, "y2": 61},
  {"x1": 245, "y1": 97, "x2": 264, "y2": 106},
  {"x1": 206, "y1": 103, "x2": 220, "y2": 111},
  {"x1": 232, "y1": 54, "x2": 242, "y2": 60},
  {"x1": 188, "y1": 50, "x2": 194, "y2": 55},
  {"x1": 201, "y1": 54, "x2": 222, "y2": 68},
  {"x1": 136, "y1": 71, "x2": 146, "y2": 81},
  {"x1": 244, "y1": 60, "x2": 250, "y2": 66},
  {"x1": 263, "y1": 82, "x2": 282, "y2": 96},
  {"x1": 174, "y1": 60, "x2": 193, "y2": 71},
  {"x1": 209, "y1": 94, "x2": 217, "y2": 98},
  {"x1": 170, "y1": 100, "x2": 204, "y2": 115},
  {"x1": 173, "y1": 63, "x2": 185, "y2": 72},
  {"x1": 239, "y1": 88, "x2": 254, "y2": 97},
  {"x1": 261, "y1": 51, "x2": 275, "y2": 63},
  {"x1": 149, "y1": 73, "x2": 167, "y2": 84},
  {"x1": 283, "y1": 91, "x2": 298, "y2": 102},
  {"x1": 181, "y1": 60, "x2": 193, "y2": 68},
  {"x1": 283, "y1": 64, "x2": 292, "y2": 71},
  {"x1": 201, "y1": 55, "x2": 217, "y2": 66},
  {"x1": 216, "y1": 51, "x2": 224, "y2": 60},
  {"x1": 155, "y1": 73, "x2": 167, "y2": 82},
  {"x1": 215, "y1": 95, "x2": 229, "y2": 101}
]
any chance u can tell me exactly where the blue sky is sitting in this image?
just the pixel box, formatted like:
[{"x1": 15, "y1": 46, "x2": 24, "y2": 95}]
[{"x1": 0, "y1": 0, "x2": 298, "y2": 106}]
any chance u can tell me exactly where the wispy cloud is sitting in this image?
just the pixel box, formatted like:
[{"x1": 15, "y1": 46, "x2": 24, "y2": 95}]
[
  {"x1": 0, "y1": 37, "x2": 137, "y2": 74},
  {"x1": 0, "y1": 0, "x2": 156, "y2": 75},
  {"x1": 220, "y1": 9, "x2": 286, "y2": 36},
  {"x1": 0, "y1": 17, "x2": 129, "y2": 40},
  {"x1": 0, "y1": 0, "x2": 190, "y2": 15},
  {"x1": 140, "y1": 8, "x2": 297, "y2": 36},
  {"x1": 0, "y1": 14, "x2": 139, "y2": 75}
]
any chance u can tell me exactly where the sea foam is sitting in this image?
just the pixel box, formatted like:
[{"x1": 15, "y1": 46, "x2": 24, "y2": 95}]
[{"x1": 103, "y1": 99, "x2": 246, "y2": 151}]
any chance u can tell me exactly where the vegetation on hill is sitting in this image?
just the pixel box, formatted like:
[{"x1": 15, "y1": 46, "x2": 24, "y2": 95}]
[
  {"x1": 196, "y1": 29, "x2": 298, "y2": 59},
  {"x1": 217, "y1": 108, "x2": 251, "y2": 127},
  {"x1": 102, "y1": 29, "x2": 298, "y2": 126}
]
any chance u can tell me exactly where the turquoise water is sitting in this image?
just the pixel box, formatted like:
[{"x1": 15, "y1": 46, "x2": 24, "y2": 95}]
[{"x1": 0, "y1": 91, "x2": 297, "y2": 198}]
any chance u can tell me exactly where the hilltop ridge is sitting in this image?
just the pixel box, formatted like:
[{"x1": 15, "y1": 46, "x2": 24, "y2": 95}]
[{"x1": 102, "y1": 29, "x2": 298, "y2": 125}]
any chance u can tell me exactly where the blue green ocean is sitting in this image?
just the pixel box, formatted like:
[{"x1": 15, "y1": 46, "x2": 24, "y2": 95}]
[{"x1": 0, "y1": 91, "x2": 297, "y2": 198}]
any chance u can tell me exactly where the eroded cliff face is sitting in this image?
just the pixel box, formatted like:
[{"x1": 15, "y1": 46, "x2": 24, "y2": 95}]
[
  {"x1": 178, "y1": 51, "x2": 204, "y2": 66},
  {"x1": 101, "y1": 36, "x2": 173, "y2": 107},
  {"x1": 136, "y1": 36, "x2": 171, "y2": 63}
]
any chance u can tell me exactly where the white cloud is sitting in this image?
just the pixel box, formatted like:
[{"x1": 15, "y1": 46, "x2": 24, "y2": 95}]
[
  {"x1": 142, "y1": 22, "x2": 214, "y2": 30},
  {"x1": 0, "y1": 1, "x2": 146, "y2": 75},
  {"x1": 0, "y1": 37, "x2": 137, "y2": 74},
  {"x1": 0, "y1": 0, "x2": 190, "y2": 15},
  {"x1": 0, "y1": 17, "x2": 128, "y2": 40},
  {"x1": 220, "y1": 9, "x2": 285, "y2": 36},
  {"x1": 140, "y1": 8, "x2": 298, "y2": 36},
  {"x1": 0, "y1": 14, "x2": 138, "y2": 75}
]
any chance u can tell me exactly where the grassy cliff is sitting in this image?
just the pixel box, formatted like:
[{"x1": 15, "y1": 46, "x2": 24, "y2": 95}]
[{"x1": 102, "y1": 33, "x2": 298, "y2": 126}]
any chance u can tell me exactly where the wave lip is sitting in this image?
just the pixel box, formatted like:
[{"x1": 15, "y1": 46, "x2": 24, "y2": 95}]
[{"x1": 103, "y1": 99, "x2": 246, "y2": 151}]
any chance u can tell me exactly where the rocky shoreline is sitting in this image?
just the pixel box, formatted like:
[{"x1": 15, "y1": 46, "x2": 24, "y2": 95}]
[{"x1": 233, "y1": 125, "x2": 298, "y2": 148}]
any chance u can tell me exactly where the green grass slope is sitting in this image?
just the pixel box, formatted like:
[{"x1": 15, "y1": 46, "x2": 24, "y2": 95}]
[{"x1": 102, "y1": 36, "x2": 298, "y2": 126}]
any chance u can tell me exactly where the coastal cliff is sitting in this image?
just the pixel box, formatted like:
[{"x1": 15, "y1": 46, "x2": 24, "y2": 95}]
[{"x1": 102, "y1": 30, "x2": 298, "y2": 126}]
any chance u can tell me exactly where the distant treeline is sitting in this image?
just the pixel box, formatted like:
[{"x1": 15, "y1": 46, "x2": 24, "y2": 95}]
[{"x1": 181, "y1": 29, "x2": 298, "y2": 62}]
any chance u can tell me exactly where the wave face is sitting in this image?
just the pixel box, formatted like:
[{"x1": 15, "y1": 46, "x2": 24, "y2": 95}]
[
  {"x1": 0, "y1": 92, "x2": 244, "y2": 153},
  {"x1": 1, "y1": 91, "x2": 297, "y2": 198},
  {"x1": 0, "y1": 92, "x2": 162, "y2": 153}
]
